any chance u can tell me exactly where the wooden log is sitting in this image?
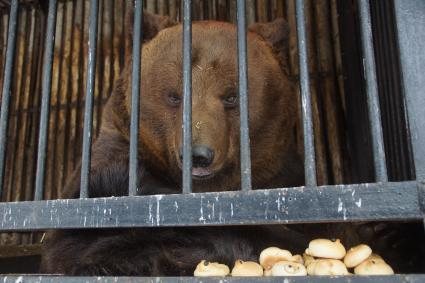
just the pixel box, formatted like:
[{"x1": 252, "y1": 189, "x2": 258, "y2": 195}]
[
  {"x1": 112, "y1": 0, "x2": 122, "y2": 91},
  {"x1": 146, "y1": 0, "x2": 156, "y2": 14},
  {"x1": 45, "y1": 1, "x2": 65, "y2": 201},
  {"x1": 257, "y1": 0, "x2": 269, "y2": 23},
  {"x1": 314, "y1": 0, "x2": 345, "y2": 184},
  {"x1": 272, "y1": 0, "x2": 285, "y2": 19},
  {"x1": 10, "y1": 8, "x2": 30, "y2": 203},
  {"x1": 53, "y1": 0, "x2": 74, "y2": 199},
  {"x1": 286, "y1": 0, "x2": 329, "y2": 185},
  {"x1": 61, "y1": 0, "x2": 78, "y2": 196},
  {"x1": 0, "y1": 13, "x2": 6, "y2": 91},
  {"x1": 1, "y1": 7, "x2": 27, "y2": 247},
  {"x1": 0, "y1": 244, "x2": 41, "y2": 258},
  {"x1": 246, "y1": 0, "x2": 256, "y2": 25},
  {"x1": 5, "y1": 7, "x2": 25, "y2": 204},
  {"x1": 18, "y1": 8, "x2": 36, "y2": 202},
  {"x1": 94, "y1": 0, "x2": 105, "y2": 136},
  {"x1": 71, "y1": 0, "x2": 87, "y2": 170},
  {"x1": 193, "y1": 0, "x2": 201, "y2": 21},
  {"x1": 159, "y1": 0, "x2": 168, "y2": 16},
  {"x1": 330, "y1": 0, "x2": 346, "y2": 114},
  {"x1": 20, "y1": 8, "x2": 39, "y2": 246},
  {"x1": 305, "y1": 0, "x2": 329, "y2": 185},
  {"x1": 228, "y1": 0, "x2": 236, "y2": 23},
  {"x1": 169, "y1": 0, "x2": 178, "y2": 21},
  {"x1": 217, "y1": 0, "x2": 227, "y2": 21}
]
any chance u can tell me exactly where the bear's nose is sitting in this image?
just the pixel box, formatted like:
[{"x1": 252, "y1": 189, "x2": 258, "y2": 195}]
[{"x1": 179, "y1": 145, "x2": 215, "y2": 168}]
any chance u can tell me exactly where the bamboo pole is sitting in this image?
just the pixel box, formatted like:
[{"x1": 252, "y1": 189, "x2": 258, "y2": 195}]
[
  {"x1": 229, "y1": 0, "x2": 236, "y2": 23},
  {"x1": 257, "y1": 0, "x2": 268, "y2": 22},
  {"x1": 246, "y1": 0, "x2": 256, "y2": 25},
  {"x1": 287, "y1": 0, "x2": 329, "y2": 185},
  {"x1": 330, "y1": 0, "x2": 346, "y2": 113},
  {"x1": 314, "y1": 0, "x2": 345, "y2": 184},
  {"x1": 94, "y1": 0, "x2": 105, "y2": 136},
  {"x1": 305, "y1": 0, "x2": 329, "y2": 185},
  {"x1": 169, "y1": 0, "x2": 177, "y2": 21},
  {"x1": 273, "y1": 0, "x2": 285, "y2": 19},
  {"x1": 5, "y1": 8, "x2": 25, "y2": 204},
  {"x1": 217, "y1": 0, "x2": 226, "y2": 21},
  {"x1": 45, "y1": 1, "x2": 65, "y2": 201},
  {"x1": 60, "y1": 0, "x2": 78, "y2": 197},
  {"x1": 159, "y1": 0, "x2": 168, "y2": 16},
  {"x1": 3, "y1": 7, "x2": 26, "y2": 246},
  {"x1": 146, "y1": 0, "x2": 156, "y2": 14}
]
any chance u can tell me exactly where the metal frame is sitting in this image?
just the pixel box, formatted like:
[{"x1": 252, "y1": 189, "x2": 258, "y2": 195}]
[
  {"x1": 0, "y1": 181, "x2": 420, "y2": 231},
  {"x1": 1, "y1": 275, "x2": 425, "y2": 283},
  {"x1": 0, "y1": 0, "x2": 424, "y2": 280},
  {"x1": 393, "y1": 0, "x2": 425, "y2": 226},
  {"x1": 393, "y1": 0, "x2": 425, "y2": 181}
]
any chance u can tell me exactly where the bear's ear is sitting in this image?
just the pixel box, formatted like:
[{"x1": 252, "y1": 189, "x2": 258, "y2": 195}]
[
  {"x1": 248, "y1": 18, "x2": 290, "y2": 73},
  {"x1": 142, "y1": 11, "x2": 177, "y2": 41},
  {"x1": 127, "y1": 11, "x2": 176, "y2": 43}
]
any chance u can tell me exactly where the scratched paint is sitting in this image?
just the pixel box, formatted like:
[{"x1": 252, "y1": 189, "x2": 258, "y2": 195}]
[{"x1": 0, "y1": 182, "x2": 419, "y2": 231}]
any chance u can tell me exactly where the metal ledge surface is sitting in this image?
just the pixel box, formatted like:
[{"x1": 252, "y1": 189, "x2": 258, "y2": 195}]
[
  {"x1": 0, "y1": 181, "x2": 421, "y2": 231},
  {"x1": 1, "y1": 275, "x2": 425, "y2": 283}
]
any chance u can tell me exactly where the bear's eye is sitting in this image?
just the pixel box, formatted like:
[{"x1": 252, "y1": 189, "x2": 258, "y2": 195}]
[
  {"x1": 166, "y1": 92, "x2": 181, "y2": 107},
  {"x1": 222, "y1": 93, "x2": 238, "y2": 108}
]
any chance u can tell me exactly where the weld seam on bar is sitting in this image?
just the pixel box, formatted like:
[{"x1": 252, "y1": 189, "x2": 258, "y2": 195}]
[
  {"x1": 0, "y1": 0, "x2": 19, "y2": 196},
  {"x1": 182, "y1": 0, "x2": 192, "y2": 194},
  {"x1": 129, "y1": 0, "x2": 143, "y2": 196},
  {"x1": 295, "y1": 0, "x2": 317, "y2": 187},
  {"x1": 358, "y1": 0, "x2": 388, "y2": 182},
  {"x1": 80, "y1": 0, "x2": 99, "y2": 198},
  {"x1": 236, "y1": 0, "x2": 252, "y2": 191},
  {"x1": 34, "y1": 0, "x2": 58, "y2": 201}
]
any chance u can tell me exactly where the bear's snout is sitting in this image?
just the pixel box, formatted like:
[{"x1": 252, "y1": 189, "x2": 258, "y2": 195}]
[{"x1": 179, "y1": 144, "x2": 215, "y2": 168}]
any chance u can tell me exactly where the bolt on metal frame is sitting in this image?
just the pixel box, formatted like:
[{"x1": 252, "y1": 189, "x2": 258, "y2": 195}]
[{"x1": 0, "y1": 0, "x2": 424, "y2": 281}]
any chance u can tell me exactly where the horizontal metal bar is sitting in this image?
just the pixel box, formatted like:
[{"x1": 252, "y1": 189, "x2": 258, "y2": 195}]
[
  {"x1": 182, "y1": 0, "x2": 192, "y2": 194},
  {"x1": 358, "y1": 0, "x2": 388, "y2": 182},
  {"x1": 80, "y1": 0, "x2": 99, "y2": 198},
  {"x1": 237, "y1": 0, "x2": 252, "y2": 191},
  {"x1": 0, "y1": 0, "x2": 19, "y2": 195},
  {"x1": 128, "y1": 0, "x2": 143, "y2": 196},
  {"x1": 0, "y1": 181, "x2": 420, "y2": 231},
  {"x1": 1, "y1": 275, "x2": 425, "y2": 283},
  {"x1": 295, "y1": 0, "x2": 317, "y2": 186}
]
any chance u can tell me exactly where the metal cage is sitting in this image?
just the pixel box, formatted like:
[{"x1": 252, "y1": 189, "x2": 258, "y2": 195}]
[{"x1": 0, "y1": 0, "x2": 424, "y2": 281}]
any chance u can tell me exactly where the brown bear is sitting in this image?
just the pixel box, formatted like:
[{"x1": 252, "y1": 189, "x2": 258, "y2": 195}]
[{"x1": 40, "y1": 12, "x2": 306, "y2": 275}]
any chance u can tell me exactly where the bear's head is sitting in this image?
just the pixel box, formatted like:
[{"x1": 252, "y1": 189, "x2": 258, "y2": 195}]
[{"x1": 108, "y1": 13, "x2": 303, "y2": 193}]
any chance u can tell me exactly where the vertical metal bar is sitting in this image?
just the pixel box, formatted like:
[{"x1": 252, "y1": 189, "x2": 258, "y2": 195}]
[
  {"x1": 236, "y1": 0, "x2": 252, "y2": 191},
  {"x1": 34, "y1": 0, "x2": 58, "y2": 201},
  {"x1": 182, "y1": 0, "x2": 192, "y2": 194},
  {"x1": 129, "y1": 0, "x2": 143, "y2": 196},
  {"x1": 393, "y1": 0, "x2": 425, "y2": 180},
  {"x1": 80, "y1": 0, "x2": 99, "y2": 198},
  {"x1": 0, "y1": 0, "x2": 18, "y2": 197},
  {"x1": 295, "y1": 0, "x2": 317, "y2": 187},
  {"x1": 358, "y1": 0, "x2": 388, "y2": 182}
]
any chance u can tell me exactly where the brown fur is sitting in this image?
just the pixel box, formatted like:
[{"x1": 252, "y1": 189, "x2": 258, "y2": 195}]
[
  {"x1": 116, "y1": 19, "x2": 302, "y2": 192},
  {"x1": 41, "y1": 12, "x2": 305, "y2": 275}
]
